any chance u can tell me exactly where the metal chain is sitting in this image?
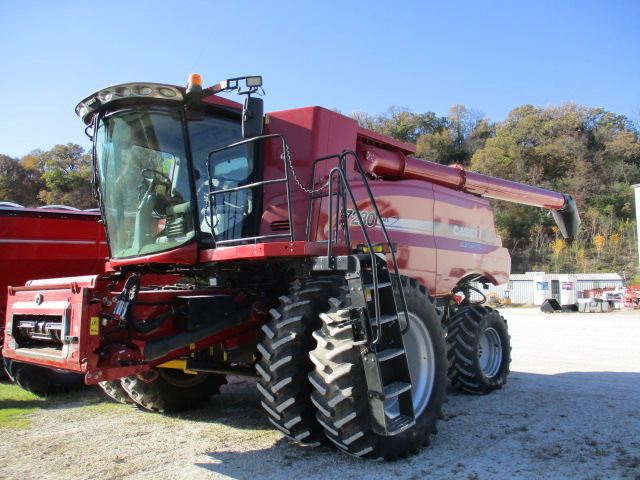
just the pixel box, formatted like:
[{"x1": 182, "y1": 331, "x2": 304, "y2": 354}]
[{"x1": 284, "y1": 144, "x2": 330, "y2": 194}]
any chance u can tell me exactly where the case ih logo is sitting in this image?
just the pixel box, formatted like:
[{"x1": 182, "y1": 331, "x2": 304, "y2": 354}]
[{"x1": 452, "y1": 225, "x2": 482, "y2": 240}]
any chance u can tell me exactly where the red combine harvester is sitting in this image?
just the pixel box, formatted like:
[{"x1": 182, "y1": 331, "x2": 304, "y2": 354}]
[
  {"x1": 2, "y1": 75, "x2": 580, "y2": 459},
  {"x1": 0, "y1": 203, "x2": 106, "y2": 393}
]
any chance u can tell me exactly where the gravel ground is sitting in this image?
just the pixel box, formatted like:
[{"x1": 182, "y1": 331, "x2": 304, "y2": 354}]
[{"x1": 1, "y1": 307, "x2": 639, "y2": 480}]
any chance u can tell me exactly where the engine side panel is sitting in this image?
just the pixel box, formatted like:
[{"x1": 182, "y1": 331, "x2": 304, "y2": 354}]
[
  {"x1": 341, "y1": 180, "x2": 438, "y2": 292},
  {"x1": 310, "y1": 179, "x2": 510, "y2": 297},
  {"x1": 432, "y1": 184, "x2": 510, "y2": 294}
]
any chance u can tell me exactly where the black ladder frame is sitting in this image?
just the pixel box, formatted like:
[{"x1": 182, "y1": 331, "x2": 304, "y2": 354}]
[{"x1": 310, "y1": 150, "x2": 416, "y2": 435}]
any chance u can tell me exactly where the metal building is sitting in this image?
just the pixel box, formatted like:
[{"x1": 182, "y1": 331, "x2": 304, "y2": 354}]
[{"x1": 471, "y1": 272, "x2": 624, "y2": 305}]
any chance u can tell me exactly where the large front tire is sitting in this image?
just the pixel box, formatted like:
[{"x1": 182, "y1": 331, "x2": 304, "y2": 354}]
[
  {"x1": 447, "y1": 305, "x2": 511, "y2": 394},
  {"x1": 120, "y1": 368, "x2": 227, "y2": 413},
  {"x1": 308, "y1": 276, "x2": 448, "y2": 460},
  {"x1": 257, "y1": 276, "x2": 346, "y2": 446}
]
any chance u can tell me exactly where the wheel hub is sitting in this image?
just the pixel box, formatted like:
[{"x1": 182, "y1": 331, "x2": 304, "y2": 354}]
[
  {"x1": 478, "y1": 327, "x2": 502, "y2": 378},
  {"x1": 386, "y1": 312, "x2": 435, "y2": 418}
]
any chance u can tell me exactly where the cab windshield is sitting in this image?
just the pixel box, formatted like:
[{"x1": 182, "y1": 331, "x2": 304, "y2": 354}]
[{"x1": 95, "y1": 109, "x2": 251, "y2": 259}]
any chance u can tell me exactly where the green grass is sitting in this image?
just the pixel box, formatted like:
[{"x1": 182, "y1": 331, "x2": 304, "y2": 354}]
[
  {"x1": 0, "y1": 381, "x2": 45, "y2": 429},
  {"x1": 0, "y1": 382, "x2": 126, "y2": 429}
]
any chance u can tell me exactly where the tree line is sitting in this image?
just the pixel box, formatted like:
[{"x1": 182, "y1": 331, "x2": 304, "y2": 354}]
[
  {"x1": 0, "y1": 143, "x2": 94, "y2": 210},
  {"x1": 1, "y1": 102, "x2": 639, "y2": 278}
]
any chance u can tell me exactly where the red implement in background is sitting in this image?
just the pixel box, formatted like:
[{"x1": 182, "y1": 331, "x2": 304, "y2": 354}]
[{"x1": 0, "y1": 205, "x2": 107, "y2": 322}]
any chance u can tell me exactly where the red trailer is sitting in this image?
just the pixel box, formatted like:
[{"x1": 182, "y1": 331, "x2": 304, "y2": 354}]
[
  {"x1": 0, "y1": 203, "x2": 107, "y2": 392},
  {"x1": 0, "y1": 204, "x2": 107, "y2": 316},
  {"x1": 3, "y1": 75, "x2": 580, "y2": 459}
]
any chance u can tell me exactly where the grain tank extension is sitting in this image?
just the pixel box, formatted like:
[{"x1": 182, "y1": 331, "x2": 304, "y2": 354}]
[{"x1": 3, "y1": 74, "x2": 580, "y2": 460}]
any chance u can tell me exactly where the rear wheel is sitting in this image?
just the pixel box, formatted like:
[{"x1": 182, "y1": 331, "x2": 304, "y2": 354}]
[
  {"x1": 99, "y1": 380, "x2": 134, "y2": 404},
  {"x1": 308, "y1": 276, "x2": 448, "y2": 460},
  {"x1": 447, "y1": 305, "x2": 511, "y2": 394},
  {"x1": 257, "y1": 276, "x2": 346, "y2": 446},
  {"x1": 120, "y1": 368, "x2": 227, "y2": 413}
]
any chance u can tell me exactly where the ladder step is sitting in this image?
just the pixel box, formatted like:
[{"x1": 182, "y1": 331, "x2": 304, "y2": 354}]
[
  {"x1": 363, "y1": 281, "x2": 392, "y2": 291},
  {"x1": 386, "y1": 415, "x2": 416, "y2": 435},
  {"x1": 376, "y1": 348, "x2": 405, "y2": 362},
  {"x1": 378, "y1": 314, "x2": 398, "y2": 325},
  {"x1": 383, "y1": 381, "x2": 411, "y2": 399}
]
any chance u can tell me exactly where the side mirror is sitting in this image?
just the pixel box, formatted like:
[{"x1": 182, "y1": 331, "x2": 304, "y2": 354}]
[{"x1": 242, "y1": 96, "x2": 264, "y2": 138}]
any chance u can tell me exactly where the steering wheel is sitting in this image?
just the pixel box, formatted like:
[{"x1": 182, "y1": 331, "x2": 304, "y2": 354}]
[
  {"x1": 141, "y1": 169, "x2": 172, "y2": 190},
  {"x1": 139, "y1": 169, "x2": 174, "y2": 216}
]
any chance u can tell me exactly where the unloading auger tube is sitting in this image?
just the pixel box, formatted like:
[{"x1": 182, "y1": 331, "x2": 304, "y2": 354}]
[{"x1": 358, "y1": 143, "x2": 581, "y2": 238}]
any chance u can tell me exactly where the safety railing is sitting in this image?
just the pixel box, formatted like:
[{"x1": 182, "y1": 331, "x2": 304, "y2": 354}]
[
  {"x1": 206, "y1": 134, "x2": 294, "y2": 247},
  {"x1": 307, "y1": 150, "x2": 410, "y2": 344}
]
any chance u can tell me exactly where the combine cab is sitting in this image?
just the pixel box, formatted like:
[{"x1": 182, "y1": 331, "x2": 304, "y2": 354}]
[{"x1": 3, "y1": 75, "x2": 580, "y2": 458}]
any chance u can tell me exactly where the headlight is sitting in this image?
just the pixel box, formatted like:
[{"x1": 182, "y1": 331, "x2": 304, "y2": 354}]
[{"x1": 76, "y1": 83, "x2": 184, "y2": 123}]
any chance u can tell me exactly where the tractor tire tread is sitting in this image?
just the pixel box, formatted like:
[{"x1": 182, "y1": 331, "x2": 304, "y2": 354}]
[
  {"x1": 257, "y1": 275, "x2": 345, "y2": 446},
  {"x1": 447, "y1": 304, "x2": 511, "y2": 395}
]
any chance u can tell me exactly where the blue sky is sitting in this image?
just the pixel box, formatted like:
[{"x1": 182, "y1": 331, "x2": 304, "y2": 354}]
[{"x1": 1, "y1": 0, "x2": 638, "y2": 158}]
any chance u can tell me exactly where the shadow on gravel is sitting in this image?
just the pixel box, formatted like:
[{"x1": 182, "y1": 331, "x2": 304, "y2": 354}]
[
  {"x1": 162, "y1": 377, "x2": 273, "y2": 430},
  {"x1": 0, "y1": 378, "x2": 101, "y2": 407},
  {"x1": 0, "y1": 398, "x2": 46, "y2": 410},
  {"x1": 195, "y1": 440, "x2": 365, "y2": 480},
  {"x1": 3, "y1": 376, "x2": 271, "y2": 429}
]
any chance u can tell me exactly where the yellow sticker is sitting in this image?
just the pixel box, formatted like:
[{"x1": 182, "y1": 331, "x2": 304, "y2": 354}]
[
  {"x1": 90, "y1": 317, "x2": 99, "y2": 335},
  {"x1": 189, "y1": 343, "x2": 196, "y2": 350}
]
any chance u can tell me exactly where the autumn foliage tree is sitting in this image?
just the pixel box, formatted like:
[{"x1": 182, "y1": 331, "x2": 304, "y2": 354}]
[{"x1": 0, "y1": 143, "x2": 95, "y2": 209}]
